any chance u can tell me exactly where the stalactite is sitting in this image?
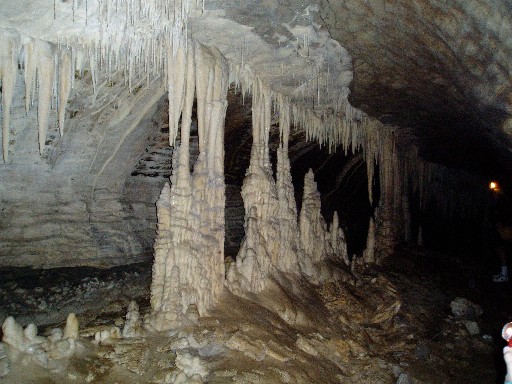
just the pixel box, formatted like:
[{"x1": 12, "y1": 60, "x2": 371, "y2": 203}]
[
  {"x1": 0, "y1": 32, "x2": 20, "y2": 162},
  {"x1": 36, "y1": 40, "x2": 55, "y2": 155},
  {"x1": 24, "y1": 39, "x2": 37, "y2": 115},
  {"x1": 167, "y1": 43, "x2": 186, "y2": 146},
  {"x1": 58, "y1": 48, "x2": 72, "y2": 137},
  {"x1": 176, "y1": 41, "x2": 195, "y2": 185}
]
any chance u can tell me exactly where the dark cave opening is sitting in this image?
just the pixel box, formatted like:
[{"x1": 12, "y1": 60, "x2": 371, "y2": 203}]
[
  {"x1": 222, "y1": 87, "x2": 377, "y2": 259},
  {"x1": 290, "y1": 147, "x2": 374, "y2": 257}
]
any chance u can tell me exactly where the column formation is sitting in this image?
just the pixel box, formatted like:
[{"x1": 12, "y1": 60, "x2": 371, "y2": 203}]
[
  {"x1": 148, "y1": 42, "x2": 229, "y2": 331},
  {"x1": 229, "y1": 80, "x2": 282, "y2": 293},
  {"x1": 275, "y1": 97, "x2": 301, "y2": 274}
]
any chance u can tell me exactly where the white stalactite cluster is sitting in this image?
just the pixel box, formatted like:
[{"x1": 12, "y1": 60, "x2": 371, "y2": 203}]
[
  {"x1": 0, "y1": 34, "x2": 74, "y2": 161},
  {"x1": 0, "y1": 0, "x2": 197, "y2": 162},
  {"x1": 147, "y1": 41, "x2": 228, "y2": 331}
]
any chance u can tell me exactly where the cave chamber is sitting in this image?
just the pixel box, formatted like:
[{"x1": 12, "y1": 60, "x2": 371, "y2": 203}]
[{"x1": 0, "y1": 0, "x2": 511, "y2": 383}]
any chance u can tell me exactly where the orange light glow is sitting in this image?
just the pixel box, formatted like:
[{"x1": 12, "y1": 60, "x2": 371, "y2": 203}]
[{"x1": 489, "y1": 181, "x2": 500, "y2": 191}]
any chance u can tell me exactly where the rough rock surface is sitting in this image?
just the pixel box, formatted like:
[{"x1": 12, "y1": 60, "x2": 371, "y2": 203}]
[
  {"x1": 0, "y1": 246, "x2": 497, "y2": 383},
  {"x1": 318, "y1": 0, "x2": 512, "y2": 175},
  {"x1": 0, "y1": 72, "x2": 167, "y2": 267}
]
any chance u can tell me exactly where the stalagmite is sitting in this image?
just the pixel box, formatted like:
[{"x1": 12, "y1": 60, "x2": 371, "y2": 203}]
[
  {"x1": 275, "y1": 96, "x2": 300, "y2": 273},
  {"x1": 363, "y1": 216, "x2": 376, "y2": 264},
  {"x1": 1, "y1": 317, "x2": 26, "y2": 351},
  {"x1": 122, "y1": 301, "x2": 143, "y2": 338},
  {"x1": 299, "y1": 169, "x2": 329, "y2": 276},
  {"x1": 0, "y1": 32, "x2": 20, "y2": 162},
  {"x1": 63, "y1": 313, "x2": 79, "y2": 340},
  {"x1": 231, "y1": 206, "x2": 267, "y2": 292},
  {"x1": 147, "y1": 42, "x2": 229, "y2": 331},
  {"x1": 297, "y1": 169, "x2": 351, "y2": 281},
  {"x1": 330, "y1": 211, "x2": 349, "y2": 266}
]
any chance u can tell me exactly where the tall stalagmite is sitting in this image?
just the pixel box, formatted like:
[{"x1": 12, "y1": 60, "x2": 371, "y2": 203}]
[
  {"x1": 275, "y1": 96, "x2": 301, "y2": 274},
  {"x1": 298, "y1": 169, "x2": 349, "y2": 281},
  {"x1": 147, "y1": 42, "x2": 228, "y2": 331}
]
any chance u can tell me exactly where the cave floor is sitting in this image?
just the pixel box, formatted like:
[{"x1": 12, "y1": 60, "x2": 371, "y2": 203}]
[{"x1": 0, "y1": 246, "x2": 504, "y2": 383}]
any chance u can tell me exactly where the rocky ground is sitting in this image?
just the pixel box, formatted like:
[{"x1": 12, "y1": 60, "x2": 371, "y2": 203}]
[{"x1": 0, "y1": 245, "x2": 503, "y2": 383}]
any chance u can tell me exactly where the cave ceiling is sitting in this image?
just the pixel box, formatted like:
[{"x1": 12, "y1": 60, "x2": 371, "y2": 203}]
[
  {"x1": 1, "y1": 0, "x2": 512, "y2": 176},
  {"x1": 188, "y1": 0, "x2": 512, "y2": 179},
  {"x1": 316, "y1": 0, "x2": 512, "y2": 177}
]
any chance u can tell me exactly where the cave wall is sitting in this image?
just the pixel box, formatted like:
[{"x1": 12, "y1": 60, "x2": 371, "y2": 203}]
[{"x1": 0, "y1": 73, "x2": 166, "y2": 267}]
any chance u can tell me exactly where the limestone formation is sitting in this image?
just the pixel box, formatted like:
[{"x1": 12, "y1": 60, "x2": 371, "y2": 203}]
[
  {"x1": 0, "y1": 31, "x2": 19, "y2": 162},
  {"x1": 2, "y1": 317, "x2": 30, "y2": 352},
  {"x1": 275, "y1": 97, "x2": 302, "y2": 274},
  {"x1": 299, "y1": 169, "x2": 329, "y2": 267},
  {"x1": 362, "y1": 217, "x2": 376, "y2": 265},
  {"x1": 2, "y1": 314, "x2": 80, "y2": 368},
  {"x1": 122, "y1": 301, "x2": 143, "y2": 338},
  {"x1": 330, "y1": 212, "x2": 350, "y2": 266},
  {"x1": 298, "y1": 169, "x2": 349, "y2": 281},
  {"x1": 63, "y1": 313, "x2": 79, "y2": 340},
  {"x1": 0, "y1": 343, "x2": 9, "y2": 377},
  {"x1": 228, "y1": 83, "x2": 350, "y2": 293},
  {"x1": 231, "y1": 80, "x2": 284, "y2": 293},
  {"x1": 147, "y1": 42, "x2": 229, "y2": 331},
  {"x1": 0, "y1": 0, "x2": 494, "y2": 269},
  {"x1": 0, "y1": 0, "x2": 508, "y2": 382}
]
